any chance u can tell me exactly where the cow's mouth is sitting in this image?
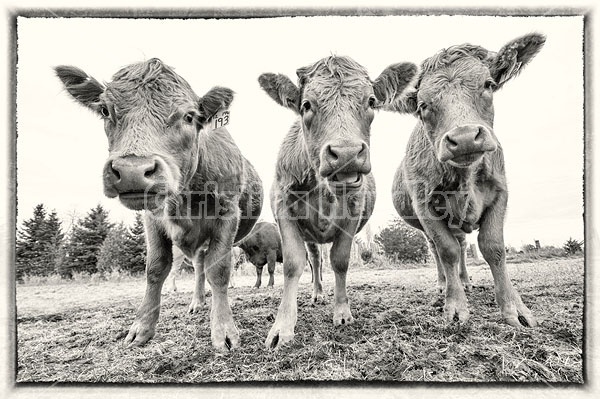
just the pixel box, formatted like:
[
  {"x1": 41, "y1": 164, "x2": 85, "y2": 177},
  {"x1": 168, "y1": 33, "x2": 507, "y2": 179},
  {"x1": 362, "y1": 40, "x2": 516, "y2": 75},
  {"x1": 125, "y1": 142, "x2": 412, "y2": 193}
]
[
  {"x1": 119, "y1": 191, "x2": 162, "y2": 210},
  {"x1": 447, "y1": 151, "x2": 485, "y2": 168},
  {"x1": 328, "y1": 172, "x2": 363, "y2": 191}
]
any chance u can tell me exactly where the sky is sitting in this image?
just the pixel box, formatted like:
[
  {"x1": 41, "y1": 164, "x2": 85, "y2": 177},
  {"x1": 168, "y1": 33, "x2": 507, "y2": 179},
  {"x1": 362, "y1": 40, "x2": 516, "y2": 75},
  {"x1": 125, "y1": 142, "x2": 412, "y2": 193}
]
[{"x1": 15, "y1": 15, "x2": 584, "y2": 248}]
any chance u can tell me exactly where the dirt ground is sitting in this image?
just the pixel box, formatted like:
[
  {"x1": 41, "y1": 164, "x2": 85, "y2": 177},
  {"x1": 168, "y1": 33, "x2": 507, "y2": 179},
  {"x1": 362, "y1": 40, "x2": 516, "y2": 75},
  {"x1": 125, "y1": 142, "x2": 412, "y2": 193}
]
[{"x1": 15, "y1": 257, "x2": 584, "y2": 383}]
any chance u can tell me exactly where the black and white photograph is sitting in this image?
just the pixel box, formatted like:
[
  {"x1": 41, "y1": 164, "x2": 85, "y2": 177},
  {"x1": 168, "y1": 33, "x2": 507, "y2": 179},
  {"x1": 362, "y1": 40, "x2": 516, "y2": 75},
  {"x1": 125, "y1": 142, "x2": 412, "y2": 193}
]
[{"x1": 1, "y1": 0, "x2": 596, "y2": 397}]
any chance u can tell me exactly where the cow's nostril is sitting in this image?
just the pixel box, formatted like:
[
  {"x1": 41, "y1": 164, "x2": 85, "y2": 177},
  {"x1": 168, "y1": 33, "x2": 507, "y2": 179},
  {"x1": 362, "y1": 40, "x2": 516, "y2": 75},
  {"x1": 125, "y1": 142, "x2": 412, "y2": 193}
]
[
  {"x1": 446, "y1": 135, "x2": 458, "y2": 148},
  {"x1": 144, "y1": 161, "x2": 158, "y2": 178},
  {"x1": 475, "y1": 127, "x2": 485, "y2": 142},
  {"x1": 110, "y1": 163, "x2": 121, "y2": 180},
  {"x1": 326, "y1": 145, "x2": 339, "y2": 161}
]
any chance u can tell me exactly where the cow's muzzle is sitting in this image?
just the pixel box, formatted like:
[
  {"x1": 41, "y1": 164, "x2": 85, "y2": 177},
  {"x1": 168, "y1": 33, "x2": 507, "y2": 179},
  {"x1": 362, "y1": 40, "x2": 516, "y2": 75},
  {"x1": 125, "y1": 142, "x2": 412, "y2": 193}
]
[
  {"x1": 103, "y1": 155, "x2": 170, "y2": 210},
  {"x1": 438, "y1": 124, "x2": 497, "y2": 167},
  {"x1": 319, "y1": 141, "x2": 371, "y2": 192}
]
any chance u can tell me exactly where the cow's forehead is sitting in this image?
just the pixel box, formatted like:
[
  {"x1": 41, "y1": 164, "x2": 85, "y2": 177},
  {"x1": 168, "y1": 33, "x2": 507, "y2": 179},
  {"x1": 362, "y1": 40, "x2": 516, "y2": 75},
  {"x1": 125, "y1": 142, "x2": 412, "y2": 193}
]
[
  {"x1": 105, "y1": 59, "x2": 198, "y2": 115},
  {"x1": 418, "y1": 57, "x2": 490, "y2": 102},
  {"x1": 299, "y1": 56, "x2": 372, "y2": 110}
]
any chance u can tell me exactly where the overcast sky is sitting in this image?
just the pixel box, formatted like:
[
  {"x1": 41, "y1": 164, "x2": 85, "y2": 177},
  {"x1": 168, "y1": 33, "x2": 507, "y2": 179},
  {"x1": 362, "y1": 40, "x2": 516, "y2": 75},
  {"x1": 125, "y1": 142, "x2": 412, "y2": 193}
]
[{"x1": 15, "y1": 15, "x2": 583, "y2": 247}]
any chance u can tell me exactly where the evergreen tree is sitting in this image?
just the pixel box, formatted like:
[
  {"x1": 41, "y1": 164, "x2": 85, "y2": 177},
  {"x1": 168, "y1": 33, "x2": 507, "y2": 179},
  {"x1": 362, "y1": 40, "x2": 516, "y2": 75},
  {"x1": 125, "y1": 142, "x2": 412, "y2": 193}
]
[
  {"x1": 97, "y1": 223, "x2": 130, "y2": 275},
  {"x1": 16, "y1": 205, "x2": 66, "y2": 280},
  {"x1": 64, "y1": 204, "x2": 113, "y2": 276},
  {"x1": 126, "y1": 212, "x2": 146, "y2": 275},
  {"x1": 45, "y1": 210, "x2": 65, "y2": 274},
  {"x1": 16, "y1": 204, "x2": 48, "y2": 279}
]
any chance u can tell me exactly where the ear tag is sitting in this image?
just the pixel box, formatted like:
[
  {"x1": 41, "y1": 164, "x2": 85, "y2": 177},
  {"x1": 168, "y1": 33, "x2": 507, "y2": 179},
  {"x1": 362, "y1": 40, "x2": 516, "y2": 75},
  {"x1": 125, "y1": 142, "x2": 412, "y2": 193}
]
[{"x1": 206, "y1": 109, "x2": 230, "y2": 132}]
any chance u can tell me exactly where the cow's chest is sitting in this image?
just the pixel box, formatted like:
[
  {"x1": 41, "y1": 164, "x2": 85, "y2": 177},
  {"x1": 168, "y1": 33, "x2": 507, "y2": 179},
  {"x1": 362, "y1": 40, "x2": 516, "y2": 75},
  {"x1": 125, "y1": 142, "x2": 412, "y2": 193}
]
[
  {"x1": 285, "y1": 185, "x2": 364, "y2": 243},
  {"x1": 431, "y1": 180, "x2": 498, "y2": 233}
]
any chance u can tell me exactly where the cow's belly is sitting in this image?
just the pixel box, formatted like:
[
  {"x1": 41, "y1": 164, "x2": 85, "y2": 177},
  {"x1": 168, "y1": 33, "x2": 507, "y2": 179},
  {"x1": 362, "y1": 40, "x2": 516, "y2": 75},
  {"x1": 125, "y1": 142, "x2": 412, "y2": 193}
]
[
  {"x1": 234, "y1": 160, "x2": 264, "y2": 243},
  {"x1": 392, "y1": 166, "x2": 424, "y2": 231}
]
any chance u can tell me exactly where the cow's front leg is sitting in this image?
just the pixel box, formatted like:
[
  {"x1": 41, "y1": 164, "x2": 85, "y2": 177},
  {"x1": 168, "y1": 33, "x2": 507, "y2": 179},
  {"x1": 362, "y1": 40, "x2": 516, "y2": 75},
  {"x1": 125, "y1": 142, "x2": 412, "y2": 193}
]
[
  {"x1": 265, "y1": 214, "x2": 306, "y2": 350},
  {"x1": 457, "y1": 234, "x2": 472, "y2": 292},
  {"x1": 478, "y1": 192, "x2": 536, "y2": 327},
  {"x1": 253, "y1": 265, "x2": 263, "y2": 289},
  {"x1": 125, "y1": 217, "x2": 172, "y2": 347},
  {"x1": 416, "y1": 202, "x2": 469, "y2": 323},
  {"x1": 188, "y1": 249, "x2": 207, "y2": 313},
  {"x1": 330, "y1": 223, "x2": 357, "y2": 327},
  {"x1": 306, "y1": 242, "x2": 324, "y2": 303},
  {"x1": 426, "y1": 236, "x2": 446, "y2": 294},
  {"x1": 266, "y1": 250, "x2": 276, "y2": 288},
  {"x1": 204, "y1": 218, "x2": 239, "y2": 350}
]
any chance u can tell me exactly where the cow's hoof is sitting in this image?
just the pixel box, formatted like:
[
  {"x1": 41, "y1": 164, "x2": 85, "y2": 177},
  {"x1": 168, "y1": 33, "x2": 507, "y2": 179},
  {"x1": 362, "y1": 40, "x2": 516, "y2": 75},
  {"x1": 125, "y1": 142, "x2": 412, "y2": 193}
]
[
  {"x1": 188, "y1": 298, "x2": 206, "y2": 314},
  {"x1": 211, "y1": 318, "x2": 239, "y2": 351},
  {"x1": 265, "y1": 324, "x2": 295, "y2": 350},
  {"x1": 462, "y1": 280, "x2": 473, "y2": 293},
  {"x1": 252, "y1": 285, "x2": 261, "y2": 290},
  {"x1": 503, "y1": 305, "x2": 537, "y2": 328},
  {"x1": 267, "y1": 284, "x2": 274, "y2": 289},
  {"x1": 333, "y1": 303, "x2": 354, "y2": 326},
  {"x1": 437, "y1": 282, "x2": 445, "y2": 294},
  {"x1": 123, "y1": 321, "x2": 155, "y2": 348},
  {"x1": 312, "y1": 293, "x2": 325, "y2": 305},
  {"x1": 443, "y1": 299, "x2": 470, "y2": 323}
]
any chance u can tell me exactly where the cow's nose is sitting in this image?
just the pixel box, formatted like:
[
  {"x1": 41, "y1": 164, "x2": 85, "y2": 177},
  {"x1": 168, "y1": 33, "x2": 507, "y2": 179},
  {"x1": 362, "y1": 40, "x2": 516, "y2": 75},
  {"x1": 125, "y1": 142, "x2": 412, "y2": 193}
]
[
  {"x1": 438, "y1": 124, "x2": 497, "y2": 162},
  {"x1": 322, "y1": 141, "x2": 370, "y2": 175},
  {"x1": 105, "y1": 156, "x2": 162, "y2": 192}
]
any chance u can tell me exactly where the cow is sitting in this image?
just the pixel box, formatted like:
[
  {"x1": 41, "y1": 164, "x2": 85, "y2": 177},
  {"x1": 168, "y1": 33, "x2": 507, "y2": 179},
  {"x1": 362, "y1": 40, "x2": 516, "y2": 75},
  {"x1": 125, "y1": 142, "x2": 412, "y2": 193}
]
[
  {"x1": 258, "y1": 55, "x2": 417, "y2": 349},
  {"x1": 55, "y1": 58, "x2": 263, "y2": 350},
  {"x1": 389, "y1": 34, "x2": 545, "y2": 327},
  {"x1": 236, "y1": 221, "x2": 283, "y2": 288}
]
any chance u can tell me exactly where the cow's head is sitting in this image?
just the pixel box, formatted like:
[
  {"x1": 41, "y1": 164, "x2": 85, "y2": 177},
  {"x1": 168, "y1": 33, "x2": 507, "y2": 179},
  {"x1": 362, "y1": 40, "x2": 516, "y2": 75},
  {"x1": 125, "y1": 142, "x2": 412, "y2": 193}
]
[
  {"x1": 393, "y1": 33, "x2": 545, "y2": 168},
  {"x1": 259, "y1": 56, "x2": 417, "y2": 192},
  {"x1": 55, "y1": 58, "x2": 233, "y2": 211}
]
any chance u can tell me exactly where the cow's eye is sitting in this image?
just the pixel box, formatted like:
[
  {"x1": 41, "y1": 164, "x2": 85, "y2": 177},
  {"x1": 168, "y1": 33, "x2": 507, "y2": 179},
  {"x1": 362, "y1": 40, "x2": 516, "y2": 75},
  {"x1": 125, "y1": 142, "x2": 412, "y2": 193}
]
[
  {"x1": 183, "y1": 112, "x2": 195, "y2": 124},
  {"x1": 301, "y1": 100, "x2": 312, "y2": 113},
  {"x1": 484, "y1": 79, "x2": 497, "y2": 91},
  {"x1": 417, "y1": 102, "x2": 428, "y2": 116},
  {"x1": 100, "y1": 105, "x2": 110, "y2": 118},
  {"x1": 368, "y1": 96, "x2": 376, "y2": 108}
]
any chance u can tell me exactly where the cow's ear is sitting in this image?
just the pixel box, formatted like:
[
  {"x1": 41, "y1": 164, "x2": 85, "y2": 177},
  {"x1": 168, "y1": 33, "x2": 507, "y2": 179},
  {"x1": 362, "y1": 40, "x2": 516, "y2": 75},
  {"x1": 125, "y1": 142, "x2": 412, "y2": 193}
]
[
  {"x1": 198, "y1": 86, "x2": 234, "y2": 121},
  {"x1": 55, "y1": 65, "x2": 105, "y2": 112},
  {"x1": 386, "y1": 88, "x2": 418, "y2": 114},
  {"x1": 488, "y1": 33, "x2": 546, "y2": 90},
  {"x1": 258, "y1": 73, "x2": 300, "y2": 114},
  {"x1": 372, "y1": 62, "x2": 418, "y2": 106}
]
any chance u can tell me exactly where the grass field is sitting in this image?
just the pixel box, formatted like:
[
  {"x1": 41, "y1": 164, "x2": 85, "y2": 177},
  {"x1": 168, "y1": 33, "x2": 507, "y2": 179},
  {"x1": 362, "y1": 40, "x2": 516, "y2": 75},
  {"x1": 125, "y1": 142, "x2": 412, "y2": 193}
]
[{"x1": 15, "y1": 256, "x2": 584, "y2": 383}]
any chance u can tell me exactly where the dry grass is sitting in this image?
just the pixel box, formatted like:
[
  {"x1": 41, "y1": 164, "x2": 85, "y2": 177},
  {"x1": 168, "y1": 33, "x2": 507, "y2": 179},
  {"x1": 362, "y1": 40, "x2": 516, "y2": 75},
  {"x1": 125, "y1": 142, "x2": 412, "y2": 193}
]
[{"x1": 15, "y1": 258, "x2": 584, "y2": 384}]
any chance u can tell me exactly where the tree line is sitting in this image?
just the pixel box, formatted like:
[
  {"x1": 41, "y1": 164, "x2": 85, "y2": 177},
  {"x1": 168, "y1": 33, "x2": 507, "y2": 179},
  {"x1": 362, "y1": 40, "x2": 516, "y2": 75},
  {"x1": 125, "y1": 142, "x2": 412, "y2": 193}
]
[{"x1": 15, "y1": 204, "x2": 146, "y2": 281}]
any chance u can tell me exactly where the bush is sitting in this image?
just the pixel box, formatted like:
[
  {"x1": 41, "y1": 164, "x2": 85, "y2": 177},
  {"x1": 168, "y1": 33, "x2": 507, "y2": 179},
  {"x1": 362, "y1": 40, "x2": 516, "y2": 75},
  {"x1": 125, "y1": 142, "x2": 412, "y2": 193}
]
[
  {"x1": 563, "y1": 237, "x2": 584, "y2": 255},
  {"x1": 374, "y1": 218, "x2": 429, "y2": 263}
]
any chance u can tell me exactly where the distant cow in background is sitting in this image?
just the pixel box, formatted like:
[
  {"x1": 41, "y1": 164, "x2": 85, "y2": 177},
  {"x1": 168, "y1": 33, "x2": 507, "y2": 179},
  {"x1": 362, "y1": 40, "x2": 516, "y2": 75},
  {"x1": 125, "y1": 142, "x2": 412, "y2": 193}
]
[
  {"x1": 236, "y1": 221, "x2": 283, "y2": 288},
  {"x1": 56, "y1": 58, "x2": 263, "y2": 350},
  {"x1": 390, "y1": 34, "x2": 545, "y2": 327},
  {"x1": 258, "y1": 55, "x2": 417, "y2": 349}
]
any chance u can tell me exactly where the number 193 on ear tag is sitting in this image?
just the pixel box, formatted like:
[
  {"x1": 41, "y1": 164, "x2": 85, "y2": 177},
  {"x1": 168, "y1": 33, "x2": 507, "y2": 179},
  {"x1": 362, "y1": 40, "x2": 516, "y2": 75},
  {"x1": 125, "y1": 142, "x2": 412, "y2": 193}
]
[{"x1": 212, "y1": 110, "x2": 230, "y2": 130}]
